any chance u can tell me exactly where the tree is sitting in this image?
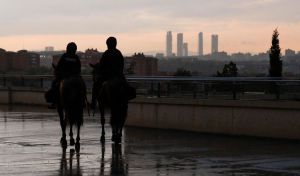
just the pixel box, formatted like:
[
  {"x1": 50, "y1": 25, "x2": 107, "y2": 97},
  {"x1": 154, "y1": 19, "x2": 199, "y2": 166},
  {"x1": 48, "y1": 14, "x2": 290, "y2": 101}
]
[
  {"x1": 217, "y1": 61, "x2": 238, "y2": 77},
  {"x1": 269, "y1": 28, "x2": 282, "y2": 77}
]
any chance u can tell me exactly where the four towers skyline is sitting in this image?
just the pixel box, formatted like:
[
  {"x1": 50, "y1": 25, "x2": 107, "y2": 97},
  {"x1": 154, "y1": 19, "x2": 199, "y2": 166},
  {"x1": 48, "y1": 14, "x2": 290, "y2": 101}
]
[{"x1": 166, "y1": 31, "x2": 219, "y2": 57}]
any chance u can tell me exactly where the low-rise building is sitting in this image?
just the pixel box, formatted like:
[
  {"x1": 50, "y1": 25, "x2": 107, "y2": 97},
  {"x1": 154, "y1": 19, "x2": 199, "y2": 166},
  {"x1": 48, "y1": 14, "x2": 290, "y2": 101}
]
[{"x1": 125, "y1": 53, "x2": 158, "y2": 76}]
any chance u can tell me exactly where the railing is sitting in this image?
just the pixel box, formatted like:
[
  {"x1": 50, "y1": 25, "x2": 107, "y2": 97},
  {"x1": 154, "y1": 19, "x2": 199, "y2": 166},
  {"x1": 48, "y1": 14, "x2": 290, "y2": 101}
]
[{"x1": 0, "y1": 74, "x2": 300, "y2": 101}]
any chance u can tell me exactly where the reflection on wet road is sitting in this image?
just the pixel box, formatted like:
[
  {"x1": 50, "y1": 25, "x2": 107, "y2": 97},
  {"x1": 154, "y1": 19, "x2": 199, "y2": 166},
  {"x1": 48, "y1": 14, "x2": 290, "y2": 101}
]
[{"x1": 1, "y1": 106, "x2": 300, "y2": 175}]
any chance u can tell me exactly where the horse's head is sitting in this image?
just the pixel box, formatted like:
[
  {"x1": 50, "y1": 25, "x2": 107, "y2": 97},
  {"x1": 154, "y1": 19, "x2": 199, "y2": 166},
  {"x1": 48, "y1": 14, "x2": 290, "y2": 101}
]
[
  {"x1": 52, "y1": 63, "x2": 57, "y2": 70},
  {"x1": 89, "y1": 63, "x2": 100, "y2": 82},
  {"x1": 52, "y1": 63, "x2": 58, "y2": 77}
]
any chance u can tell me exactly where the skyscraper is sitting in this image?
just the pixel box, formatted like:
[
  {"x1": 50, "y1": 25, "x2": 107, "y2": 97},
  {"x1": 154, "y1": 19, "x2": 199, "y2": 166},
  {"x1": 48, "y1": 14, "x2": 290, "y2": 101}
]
[
  {"x1": 183, "y1": 42, "x2": 188, "y2": 57},
  {"x1": 198, "y1": 32, "x2": 203, "y2": 56},
  {"x1": 166, "y1": 31, "x2": 172, "y2": 57},
  {"x1": 211, "y1": 34, "x2": 218, "y2": 54},
  {"x1": 177, "y1": 33, "x2": 183, "y2": 57}
]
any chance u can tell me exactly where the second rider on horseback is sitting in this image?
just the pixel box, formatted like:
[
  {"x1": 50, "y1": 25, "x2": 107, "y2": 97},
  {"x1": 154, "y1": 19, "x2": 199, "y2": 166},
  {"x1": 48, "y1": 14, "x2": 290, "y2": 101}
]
[{"x1": 91, "y1": 37, "x2": 125, "y2": 109}]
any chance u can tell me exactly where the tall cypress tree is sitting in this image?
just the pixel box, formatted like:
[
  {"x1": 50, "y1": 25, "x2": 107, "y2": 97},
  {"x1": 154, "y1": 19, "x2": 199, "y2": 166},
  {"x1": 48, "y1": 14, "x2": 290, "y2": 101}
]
[{"x1": 269, "y1": 29, "x2": 282, "y2": 77}]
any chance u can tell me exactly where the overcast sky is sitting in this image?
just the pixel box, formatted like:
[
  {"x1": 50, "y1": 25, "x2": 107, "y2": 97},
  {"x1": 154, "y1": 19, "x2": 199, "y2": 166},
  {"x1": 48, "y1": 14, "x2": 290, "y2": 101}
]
[{"x1": 0, "y1": 0, "x2": 299, "y2": 55}]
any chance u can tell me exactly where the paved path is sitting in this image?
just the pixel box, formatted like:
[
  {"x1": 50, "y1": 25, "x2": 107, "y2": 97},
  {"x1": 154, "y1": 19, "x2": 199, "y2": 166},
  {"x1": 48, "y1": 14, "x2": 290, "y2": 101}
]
[{"x1": 1, "y1": 106, "x2": 300, "y2": 176}]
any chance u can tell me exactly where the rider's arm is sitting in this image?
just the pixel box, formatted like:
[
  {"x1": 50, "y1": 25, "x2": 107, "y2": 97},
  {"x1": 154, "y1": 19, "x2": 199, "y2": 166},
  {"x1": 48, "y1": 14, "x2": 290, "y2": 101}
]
[{"x1": 55, "y1": 54, "x2": 66, "y2": 79}]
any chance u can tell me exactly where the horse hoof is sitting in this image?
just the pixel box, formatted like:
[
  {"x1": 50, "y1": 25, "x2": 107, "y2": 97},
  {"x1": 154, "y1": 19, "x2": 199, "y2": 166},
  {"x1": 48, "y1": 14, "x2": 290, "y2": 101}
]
[
  {"x1": 70, "y1": 138, "x2": 75, "y2": 146},
  {"x1": 60, "y1": 138, "x2": 67, "y2": 147}
]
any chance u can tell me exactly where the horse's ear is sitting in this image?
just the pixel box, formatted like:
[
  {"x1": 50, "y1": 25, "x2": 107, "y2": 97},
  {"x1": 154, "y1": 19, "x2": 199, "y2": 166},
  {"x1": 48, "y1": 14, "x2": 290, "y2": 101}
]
[{"x1": 89, "y1": 63, "x2": 96, "y2": 68}]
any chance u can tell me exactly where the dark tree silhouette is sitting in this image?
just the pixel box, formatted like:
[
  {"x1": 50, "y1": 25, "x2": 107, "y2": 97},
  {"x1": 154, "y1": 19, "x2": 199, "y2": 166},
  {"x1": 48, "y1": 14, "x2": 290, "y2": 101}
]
[
  {"x1": 217, "y1": 61, "x2": 238, "y2": 77},
  {"x1": 174, "y1": 68, "x2": 192, "y2": 76},
  {"x1": 269, "y1": 29, "x2": 282, "y2": 77}
]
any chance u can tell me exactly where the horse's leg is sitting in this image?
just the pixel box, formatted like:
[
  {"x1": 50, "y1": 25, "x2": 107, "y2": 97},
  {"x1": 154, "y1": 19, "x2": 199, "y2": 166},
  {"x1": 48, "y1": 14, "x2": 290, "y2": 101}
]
[
  {"x1": 99, "y1": 102, "x2": 105, "y2": 143},
  {"x1": 116, "y1": 102, "x2": 128, "y2": 144},
  {"x1": 69, "y1": 124, "x2": 75, "y2": 146},
  {"x1": 111, "y1": 126, "x2": 117, "y2": 142},
  {"x1": 58, "y1": 106, "x2": 67, "y2": 147},
  {"x1": 75, "y1": 124, "x2": 81, "y2": 152},
  {"x1": 111, "y1": 106, "x2": 118, "y2": 143}
]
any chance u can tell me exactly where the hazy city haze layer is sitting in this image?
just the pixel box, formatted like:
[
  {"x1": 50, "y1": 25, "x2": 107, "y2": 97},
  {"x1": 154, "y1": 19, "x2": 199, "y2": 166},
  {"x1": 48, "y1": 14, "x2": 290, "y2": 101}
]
[{"x1": 0, "y1": 0, "x2": 299, "y2": 54}]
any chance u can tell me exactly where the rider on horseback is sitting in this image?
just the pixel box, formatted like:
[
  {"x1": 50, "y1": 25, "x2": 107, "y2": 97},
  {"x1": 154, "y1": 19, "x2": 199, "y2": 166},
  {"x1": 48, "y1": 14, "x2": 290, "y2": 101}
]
[
  {"x1": 46, "y1": 42, "x2": 81, "y2": 108},
  {"x1": 91, "y1": 37, "x2": 125, "y2": 109}
]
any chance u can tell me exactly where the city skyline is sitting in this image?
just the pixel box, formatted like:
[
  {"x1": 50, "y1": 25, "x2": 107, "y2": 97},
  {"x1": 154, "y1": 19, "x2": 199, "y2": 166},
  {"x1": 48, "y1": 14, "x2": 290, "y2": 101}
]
[{"x1": 0, "y1": 0, "x2": 300, "y2": 54}]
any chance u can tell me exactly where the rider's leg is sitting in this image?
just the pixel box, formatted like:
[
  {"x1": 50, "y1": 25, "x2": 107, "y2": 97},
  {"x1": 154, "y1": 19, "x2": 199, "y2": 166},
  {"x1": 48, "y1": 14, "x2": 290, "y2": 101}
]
[{"x1": 48, "y1": 79, "x2": 59, "y2": 109}]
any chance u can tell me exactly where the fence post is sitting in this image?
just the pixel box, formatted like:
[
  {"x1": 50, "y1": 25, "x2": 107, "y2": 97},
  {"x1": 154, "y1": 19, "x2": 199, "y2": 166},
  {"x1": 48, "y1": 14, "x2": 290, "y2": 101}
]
[
  {"x1": 157, "y1": 82, "x2": 161, "y2": 98},
  {"x1": 21, "y1": 76, "x2": 25, "y2": 86},
  {"x1": 3, "y1": 77, "x2": 6, "y2": 87},
  {"x1": 232, "y1": 81, "x2": 237, "y2": 100},
  {"x1": 204, "y1": 82, "x2": 208, "y2": 99},
  {"x1": 276, "y1": 83, "x2": 280, "y2": 100},
  {"x1": 40, "y1": 78, "x2": 44, "y2": 88},
  {"x1": 193, "y1": 83, "x2": 197, "y2": 99},
  {"x1": 167, "y1": 82, "x2": 170, "y2": 97},
  {"x1": 150, "y1": 81, "x2": 154, "y2": 97}
]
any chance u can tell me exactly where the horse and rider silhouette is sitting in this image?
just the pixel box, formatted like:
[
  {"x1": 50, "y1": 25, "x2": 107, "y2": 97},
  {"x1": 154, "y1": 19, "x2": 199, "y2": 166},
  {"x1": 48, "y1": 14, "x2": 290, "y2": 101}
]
[
  {"x1": 46, "y1": 37, "x2": 133, "y2": 149},
  {"x1": 90, "y1": 37, "x2": 130, "y2": 144}
]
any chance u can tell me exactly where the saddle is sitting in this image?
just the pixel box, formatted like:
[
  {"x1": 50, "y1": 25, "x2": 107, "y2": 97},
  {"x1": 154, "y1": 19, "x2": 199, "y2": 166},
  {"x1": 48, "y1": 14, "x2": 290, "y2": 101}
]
[{"x1": 98, "y1": 78, "x2": 136, "y2": 102}]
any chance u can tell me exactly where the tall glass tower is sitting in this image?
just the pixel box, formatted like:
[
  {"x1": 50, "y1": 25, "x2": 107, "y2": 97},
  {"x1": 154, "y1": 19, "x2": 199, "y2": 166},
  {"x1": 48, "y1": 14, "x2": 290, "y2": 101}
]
[
  {"x1": 177, "y1": 33, "x2": 183, "y2": 57},
  {"x1": 198, "y1": 32, "x2": 203, "y2": 56},
  {"x1": 211, "y1": 34, "x2": 218, "y2": 54},
  {"x1": 166, "y1": 31, "x2": 172, "y2": 57}
]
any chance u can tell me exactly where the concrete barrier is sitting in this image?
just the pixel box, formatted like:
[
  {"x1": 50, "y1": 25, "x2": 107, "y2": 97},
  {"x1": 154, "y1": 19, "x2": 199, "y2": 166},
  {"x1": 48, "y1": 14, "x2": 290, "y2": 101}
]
[
  {"x1": 127, "y1": 97, "x2": 300, "y2": 140},
  {"x1": 1, "y1": 87, "x2": 300, "y2": 140}
]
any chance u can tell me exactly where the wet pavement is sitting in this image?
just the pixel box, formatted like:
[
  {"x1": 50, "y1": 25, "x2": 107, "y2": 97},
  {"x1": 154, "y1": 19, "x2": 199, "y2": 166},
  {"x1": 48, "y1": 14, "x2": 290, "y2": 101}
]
[{"x1": 1, "y1": 106, "x2": 300, "y2": 175}]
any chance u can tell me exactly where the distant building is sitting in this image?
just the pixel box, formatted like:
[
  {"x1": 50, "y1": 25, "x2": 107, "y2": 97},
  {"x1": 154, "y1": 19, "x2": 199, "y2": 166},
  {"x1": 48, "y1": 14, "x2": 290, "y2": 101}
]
[
  {"x1": 183, "y1": 43, "x2": 188, "y2": 57},
  {"x1": 285, "y1": 49, "x2": 296, "y2": 57},
  {"x1": 0, "y1": 49, "x2": 40, "y2": 72},
  {"x1": 0, "y1": 48, "x2": 9, "y2": 72},
  {"x1": 211, "y1": 34, "x2": 218, "y2": 54},
  {"x1": 39, "y1": 55, "x2": 53, "y2": 68},
  {"x1": 78, "y1": 48, "x2": 103, "y2": 69},
  {"x1": 166, "y1": 31, "x2": 172, "y2": 57},
  {"x1": 45, "y1": 46, "x2": 54, "y2": 52},
  {"x1": 177, "y1": 33, "x2": 183, "y2": 57},
  {"x1": 155, "y1": 53, "x2": 164, "y2": 59},
  {"x1": 231, "y1": 52, "x2": 252, "y2": 61},
  {"x1": 125, "y1": 53, "x2": 158, "y2": 76},
  {"x1": 12, "y1": 50, "x2": 40, "y2": 70},
  {"x1": 211, "y1": 51, "x2": 229, "y2": 60},
  {"x1": 198, "y1": 32, "x2": 203, "y2": 56}
]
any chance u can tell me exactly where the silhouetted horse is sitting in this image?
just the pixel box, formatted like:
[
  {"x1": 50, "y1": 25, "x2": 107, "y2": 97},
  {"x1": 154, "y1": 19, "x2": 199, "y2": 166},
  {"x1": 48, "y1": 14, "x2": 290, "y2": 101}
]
[
  {"x1": 90, "y1": 63, "x2": 128, "y2": 143},
  {"x1": 56, "y1": 74, "x2": 87, "y2": 150}
]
